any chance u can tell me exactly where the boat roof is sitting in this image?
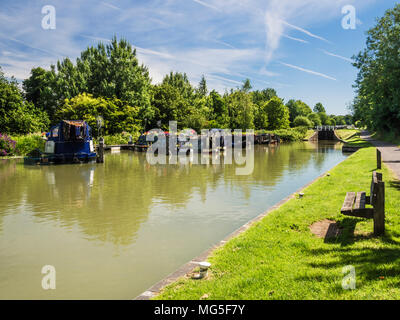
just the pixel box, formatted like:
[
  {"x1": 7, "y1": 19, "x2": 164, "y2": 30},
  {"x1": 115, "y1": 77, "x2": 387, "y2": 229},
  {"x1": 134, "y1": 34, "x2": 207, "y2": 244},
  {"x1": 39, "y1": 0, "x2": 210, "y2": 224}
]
[{"x1": 62, "y1": 120, "x2": 86, "y2": 127}]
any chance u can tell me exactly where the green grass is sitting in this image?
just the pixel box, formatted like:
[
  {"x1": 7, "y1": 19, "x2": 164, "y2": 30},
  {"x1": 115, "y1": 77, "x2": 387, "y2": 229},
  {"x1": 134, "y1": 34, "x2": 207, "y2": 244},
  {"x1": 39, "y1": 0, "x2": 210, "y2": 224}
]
[
  {"x1": 340, "y1": 130, "x2": 370, "y2": 148},
  {"x1": 156, "y1": 147, "x2": 400, "y2": 300},
  {"x1": 304, "y1": 129, "x2": 316, "y2": 140},
  {"x1": 335, "y1": 129, "x2": 359, "y2": 141}
]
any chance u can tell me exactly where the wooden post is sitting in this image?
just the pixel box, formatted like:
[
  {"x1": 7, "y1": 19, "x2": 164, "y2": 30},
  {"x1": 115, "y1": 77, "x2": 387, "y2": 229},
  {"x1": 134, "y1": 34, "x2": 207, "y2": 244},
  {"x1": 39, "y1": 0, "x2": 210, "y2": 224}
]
[
  {"x1": 373, "y1": 180, "x2": 385, "y2": 236},
  {"x1": 97, "y1": 137, "x2": 104, "y2": 163},
  {"x1": 377, "y1": 149, "x2": 381, "y2": 169}
]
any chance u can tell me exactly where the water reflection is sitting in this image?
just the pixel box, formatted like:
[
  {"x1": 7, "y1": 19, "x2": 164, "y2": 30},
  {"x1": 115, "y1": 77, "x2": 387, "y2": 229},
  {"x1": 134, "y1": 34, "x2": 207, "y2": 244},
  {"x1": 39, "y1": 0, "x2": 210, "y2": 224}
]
[{"x1": 0, "y1": 142, "x2": 344, "y2": 245}]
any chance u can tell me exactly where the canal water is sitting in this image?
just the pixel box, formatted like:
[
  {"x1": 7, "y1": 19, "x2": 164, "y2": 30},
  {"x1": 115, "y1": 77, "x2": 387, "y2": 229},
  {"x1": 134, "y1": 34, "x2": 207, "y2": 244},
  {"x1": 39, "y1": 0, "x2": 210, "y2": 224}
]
[{"x1": 0, "y1": 141, "x2": 347, "y2": 299}]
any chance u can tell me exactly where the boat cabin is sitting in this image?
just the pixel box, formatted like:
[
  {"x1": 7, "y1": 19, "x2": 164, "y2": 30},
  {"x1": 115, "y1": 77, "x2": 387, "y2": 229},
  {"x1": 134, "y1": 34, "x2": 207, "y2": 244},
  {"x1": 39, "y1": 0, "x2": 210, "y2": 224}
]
[{"x1": 41, "y1": 120, "x2": 96, "y2": 163}]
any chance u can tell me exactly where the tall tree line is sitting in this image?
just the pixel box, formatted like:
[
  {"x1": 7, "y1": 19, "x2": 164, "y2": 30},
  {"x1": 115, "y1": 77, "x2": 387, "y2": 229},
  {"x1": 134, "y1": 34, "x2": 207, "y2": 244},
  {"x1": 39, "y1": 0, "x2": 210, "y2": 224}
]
[
  {"x1": 0, "y1": 37, "x2": 351, "y2": 136},
  {"x1": 351, "y1": 3, "x2": 400, "y2": 135}
]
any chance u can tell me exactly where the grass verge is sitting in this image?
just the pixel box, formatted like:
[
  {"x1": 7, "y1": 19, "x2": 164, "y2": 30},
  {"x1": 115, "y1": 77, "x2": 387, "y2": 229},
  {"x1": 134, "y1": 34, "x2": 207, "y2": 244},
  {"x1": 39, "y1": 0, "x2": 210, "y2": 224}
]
[
  {"x1": 156, "y1": 147, "x2": 400, "y2": 300},
  {"x1": 341, "y1": 130, "x2": 370, "y2": 148},
  {"x1": 335, "y1": 129, "x2": 359, "y2": 141}
]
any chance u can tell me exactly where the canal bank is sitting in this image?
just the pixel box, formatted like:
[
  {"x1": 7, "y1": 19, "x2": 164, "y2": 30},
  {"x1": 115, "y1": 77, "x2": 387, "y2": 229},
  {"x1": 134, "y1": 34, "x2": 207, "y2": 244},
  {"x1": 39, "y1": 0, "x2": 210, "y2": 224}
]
[
  {"x1": 135, "y1": 168, "x2": 336, "y2": 300},
  {"x1": 153, "y1": 146, "x2": 400, "y2": 300}
]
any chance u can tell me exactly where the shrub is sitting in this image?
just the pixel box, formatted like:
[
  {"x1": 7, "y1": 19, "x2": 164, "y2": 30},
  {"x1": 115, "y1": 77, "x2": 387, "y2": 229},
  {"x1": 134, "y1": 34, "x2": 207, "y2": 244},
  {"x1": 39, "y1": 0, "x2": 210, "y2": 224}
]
[
  {"x1": 0, "y1": 133, "x2": 17, "y2": 156},
  {"x1": 307, "y1": 113, "x2": 322, "y2": 127},
  {"x1": 56, "y1": 93, "x2": 143, "y2": 137},
  {"x1": 95, "y1": 132, "x2": 141, "y2": 146},
  {"x1": 267, "y1": 127, "x2": 308, "y2": 142},
  {"x1": 293, "y1": 116, "x2": 313, "y2": 128},
  {"x1": 11, "y1": 134, "x2": 45, "y2": 156}
]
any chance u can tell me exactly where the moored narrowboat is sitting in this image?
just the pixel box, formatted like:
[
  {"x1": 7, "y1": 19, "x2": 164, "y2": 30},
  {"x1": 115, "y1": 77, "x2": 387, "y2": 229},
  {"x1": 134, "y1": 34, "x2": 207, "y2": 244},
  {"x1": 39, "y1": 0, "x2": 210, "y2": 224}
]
[{"x1": 24, "y1": 120, "x2": 97, "y2": 165}]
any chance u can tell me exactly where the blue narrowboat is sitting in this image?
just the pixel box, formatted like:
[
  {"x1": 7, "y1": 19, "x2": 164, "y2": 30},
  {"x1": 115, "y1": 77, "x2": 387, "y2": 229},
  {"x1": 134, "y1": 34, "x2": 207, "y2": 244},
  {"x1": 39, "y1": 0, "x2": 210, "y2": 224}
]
[{"x1": 24, "y1": 120, "x2": 97, "y2": 165}]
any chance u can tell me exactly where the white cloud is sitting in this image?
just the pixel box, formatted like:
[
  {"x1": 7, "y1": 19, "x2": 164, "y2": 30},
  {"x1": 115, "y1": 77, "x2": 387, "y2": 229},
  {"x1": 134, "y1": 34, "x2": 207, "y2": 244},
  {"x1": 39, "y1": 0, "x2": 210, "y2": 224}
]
[
  {"x1": 320, "y1": 49, "x2": 353, "y2": 63},
  {"x1": 136, "y1": 46, "x2": 262, "y2": 91},
  {"x1": 192, "y1": 0, "x2": 220, "y2": 11},
  {"x1": 281, "y1": 34, "x2": 308, "y2": 44},
  {"x1": 0, "y1": 0, "x2": 377, "y2": 92},
  {"x1": 281, "y1": 20, "x2": 330, "y2": 43},
  {"x1": 101, "y1": 1, "x2": 121, "y2": 11},
  {"x1": 280, "y1": 62, "x2": 337, "y2": 81}
]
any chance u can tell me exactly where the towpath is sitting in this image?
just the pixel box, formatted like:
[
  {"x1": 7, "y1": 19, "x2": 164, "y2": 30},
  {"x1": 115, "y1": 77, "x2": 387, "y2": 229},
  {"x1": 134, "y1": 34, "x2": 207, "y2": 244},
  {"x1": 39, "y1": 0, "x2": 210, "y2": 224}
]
[{"x1": 361, "y1": 131, "x2": 400, "y2": 180}]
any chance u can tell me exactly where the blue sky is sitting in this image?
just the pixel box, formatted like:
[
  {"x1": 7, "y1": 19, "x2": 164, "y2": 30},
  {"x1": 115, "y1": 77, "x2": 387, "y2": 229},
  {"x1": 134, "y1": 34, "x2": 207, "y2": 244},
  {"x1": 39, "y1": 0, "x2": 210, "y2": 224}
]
[{"x1": 0, "y1": 0, "x2": 398, "y2": 115}]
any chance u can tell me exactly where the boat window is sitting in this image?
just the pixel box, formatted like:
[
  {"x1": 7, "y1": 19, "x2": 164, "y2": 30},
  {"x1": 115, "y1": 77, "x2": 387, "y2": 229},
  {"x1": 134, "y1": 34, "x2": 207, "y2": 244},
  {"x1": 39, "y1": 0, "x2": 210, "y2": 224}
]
[{"x1": 52, "y1": 127, "x2": 59, "y2": 138}]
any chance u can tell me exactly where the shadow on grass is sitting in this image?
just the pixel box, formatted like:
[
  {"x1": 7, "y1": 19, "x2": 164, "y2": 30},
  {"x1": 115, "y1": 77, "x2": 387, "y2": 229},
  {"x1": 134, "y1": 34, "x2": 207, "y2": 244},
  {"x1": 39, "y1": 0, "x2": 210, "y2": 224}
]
[
  {"x1": 307, "y1": 246, "x2": 400, "y2": 277},
  {"x1": 302, "y1": 216, "x2": 400, "y2": 291},
  {"x1": 324, "y1": 218, "x2": 357, "y2": 246},
  {"x1": 296, "y1": 241, "x2": 400, "y2": 291},
  {"x1": 324, "y1": 217, "x2": 400, "y2": 246},
  {"x1": 389, "y1": 180, "x2": 400, "y2": 190}
]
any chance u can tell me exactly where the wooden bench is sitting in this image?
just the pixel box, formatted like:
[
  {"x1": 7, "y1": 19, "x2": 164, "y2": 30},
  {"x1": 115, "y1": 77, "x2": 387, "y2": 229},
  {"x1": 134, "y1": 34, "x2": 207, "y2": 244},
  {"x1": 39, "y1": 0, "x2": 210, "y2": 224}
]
[{"x1": 341, "y1": 171, "x2": 385, "y2": 236}]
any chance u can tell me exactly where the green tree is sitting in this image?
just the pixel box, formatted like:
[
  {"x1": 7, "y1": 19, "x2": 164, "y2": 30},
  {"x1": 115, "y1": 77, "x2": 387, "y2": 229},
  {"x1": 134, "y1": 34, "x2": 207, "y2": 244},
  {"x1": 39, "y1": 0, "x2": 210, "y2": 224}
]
[
  {"x1": 55, "y1": 93, "x2": 142, "y2": 136},
  {"x1": 313, "y1": 102, "x2": 326, "y2": 113},
  {"x1": 326, "y1": 118, "x2": 336, "y2": 126},
  {"x1": 265, "y1": 97, "x2": 290, "y2": 130},
  {"x1": 344, "y1": 114, "x2": 353, "y2": 125},
  {"x1": 23, "y1": 67, "x2": 58, "y2": 119},
  {"x1": 318, "y1": 112, "x2": 329, "y2": 125},
  {"x1": 152, "y1": 83, "x2": 188, "y2": 129},
  {"x1": 252, "y1": 88, "x2": 277, "y2": 106},
  {"x1": 241, "y1": 79, "x2": 252, "y2": 93},
  {"x1": 162, "y1": 72, "x2": 194, "y2": 101},
  {"x1": 352, "y1": 4, "x2": 400, "y2": 134},
  {"x1": 286, "y1": 99, "x2": 312, "y2": 124},
  {"x1": 226, "y1": 90, "x2": 254, "y2": 130},
  {"x1": 253, "y1": 103, "x2": 269, "y2": 130},
  {"x1": 182, "y1": 96, "x2": 208, "y2": 132},
  {"x1": 208, "y1": 90, "x2": 229, "y2": 128},
  {"x1": 25, "y1": 37, "x2": 154, "y2": 126},
  {"x1": 293, "y1": 116, "x2": 313, "y2": 128},
  {"x1": 307, "y1": 113, "x2": 322, "y2": 127},
  {"x1": 333, "y1": 115, "x2": 346, "y2": 125},
  {"x1": 196, "y1": 75, "x2": 208, "y2": 97},
  {"x1": 0, "y1": 67, "x2": 49, "y2": 134}
]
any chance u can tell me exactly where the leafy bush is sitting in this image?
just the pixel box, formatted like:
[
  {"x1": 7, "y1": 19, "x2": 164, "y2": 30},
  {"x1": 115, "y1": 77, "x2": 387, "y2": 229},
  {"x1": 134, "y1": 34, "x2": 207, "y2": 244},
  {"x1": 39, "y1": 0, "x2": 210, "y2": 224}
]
[
  {"x1": 293, "y1": 116, "x2": 313, "y2": 128},
  {"x1": 95, "y1": 132, "x2": 141, "y2": 146},
  {"x1": 56, "y1": 93, "x2": 143, "y2": 137},
  {"x1": 307, "y1": 113, "x2": 322, "y2": 127},
  {"x1": 269, "y1": 127, "x2": 308, "y2": 142},
  {"x1": 0, "y1": 133, "x2": 17, "y2": 156},
  {"x1": 11, "y1": 134, "x2": 45, "y2": 156}
]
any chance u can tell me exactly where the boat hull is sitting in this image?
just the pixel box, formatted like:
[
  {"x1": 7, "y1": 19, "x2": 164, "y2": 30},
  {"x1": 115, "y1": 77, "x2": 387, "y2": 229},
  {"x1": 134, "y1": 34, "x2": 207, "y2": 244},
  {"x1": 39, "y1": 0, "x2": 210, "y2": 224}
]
[{"x1": 24, "y1": 153, "x2": 97, "y2": 165}]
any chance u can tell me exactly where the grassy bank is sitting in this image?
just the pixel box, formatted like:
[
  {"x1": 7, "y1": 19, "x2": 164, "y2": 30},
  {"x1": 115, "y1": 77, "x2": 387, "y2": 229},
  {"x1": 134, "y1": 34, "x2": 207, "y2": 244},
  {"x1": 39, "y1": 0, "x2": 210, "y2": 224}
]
[
  {"x1": 339, "y1": 130, "x2": 370, "y2": 148},
  {"x1": 156, "y1": 146, "x2": 400, "y2": 300},
  {"x1": 335, "y1": 129, "x2": 359, "y2": 141}
]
